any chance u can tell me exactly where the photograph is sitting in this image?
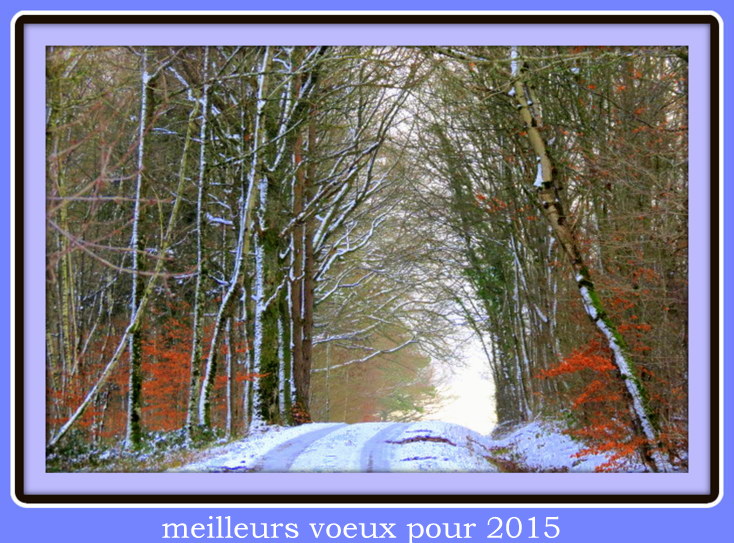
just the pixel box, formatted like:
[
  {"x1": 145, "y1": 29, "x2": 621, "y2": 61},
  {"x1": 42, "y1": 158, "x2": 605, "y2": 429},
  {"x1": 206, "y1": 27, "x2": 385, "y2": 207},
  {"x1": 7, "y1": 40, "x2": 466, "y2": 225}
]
[
  {"x1": 6, "y1": 7, "x2": 731, "y2": 543},
  {"x1": 44, "y1": 44, "x2": 689, "y2": 476}
]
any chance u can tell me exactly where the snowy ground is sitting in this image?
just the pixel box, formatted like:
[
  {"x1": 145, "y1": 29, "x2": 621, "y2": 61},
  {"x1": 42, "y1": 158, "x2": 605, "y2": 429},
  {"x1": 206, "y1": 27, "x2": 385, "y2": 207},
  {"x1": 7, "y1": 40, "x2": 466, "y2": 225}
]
[
  {"x1": 173, "y1": 418, "x2": 642, "y2": 473},
  {"x1": 173, "y1": 422, "x2": 346, "y2": 472},
  {"x1": 386, "y1": 421, "x2": 497, "y2": 472},
  {"x1": 174, "y1": 421, "x2": 498, "y2": 473},
  {"x1": 486, "y1": 420, "x2": 646, "y2": 472}
]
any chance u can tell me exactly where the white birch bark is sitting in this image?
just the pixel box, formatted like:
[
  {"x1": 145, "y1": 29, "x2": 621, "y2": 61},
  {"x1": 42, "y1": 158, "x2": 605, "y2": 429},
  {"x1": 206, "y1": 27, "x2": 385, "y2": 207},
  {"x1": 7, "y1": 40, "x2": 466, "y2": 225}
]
[
  {"x1": 186, "y1": 46, "x2": 209, "y2": 436},
  {"x1": 243, "y1": 47, "x2": 271, "y2": 430}
]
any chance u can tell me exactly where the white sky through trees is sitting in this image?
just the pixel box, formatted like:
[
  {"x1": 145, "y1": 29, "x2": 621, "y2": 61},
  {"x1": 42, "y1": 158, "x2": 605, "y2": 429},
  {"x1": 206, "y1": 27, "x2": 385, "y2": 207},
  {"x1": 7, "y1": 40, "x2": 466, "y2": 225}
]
[{"x1": 429, "y1": 339, "x2": 496, "y2": 435}]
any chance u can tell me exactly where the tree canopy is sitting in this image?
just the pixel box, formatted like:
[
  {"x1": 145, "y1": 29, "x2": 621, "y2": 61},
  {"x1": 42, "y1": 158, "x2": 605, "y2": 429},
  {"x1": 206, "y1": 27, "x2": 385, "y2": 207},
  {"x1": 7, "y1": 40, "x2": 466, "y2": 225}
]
[{"x1": 46, "y1": 45, "x2": 688, "y2": 472}]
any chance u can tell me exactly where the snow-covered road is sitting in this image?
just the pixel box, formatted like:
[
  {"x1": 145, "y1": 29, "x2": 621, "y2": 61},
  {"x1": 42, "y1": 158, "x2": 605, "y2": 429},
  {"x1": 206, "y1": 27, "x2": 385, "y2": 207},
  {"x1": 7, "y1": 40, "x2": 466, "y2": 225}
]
[
  {"x1": 176, "y1": 421, "x2": 499, "y2": 473},
  {"x1": 173, "y1": 419, "x2": 632, "y2": 473}
]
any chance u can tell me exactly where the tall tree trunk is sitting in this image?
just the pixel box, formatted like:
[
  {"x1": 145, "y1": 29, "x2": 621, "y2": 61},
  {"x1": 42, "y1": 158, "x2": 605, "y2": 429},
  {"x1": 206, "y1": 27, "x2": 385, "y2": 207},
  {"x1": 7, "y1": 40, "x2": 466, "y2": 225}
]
[
  {"x1": 224, "y1": 318, "x2": 234, "y2": 439},
  {"x1": 290, "y1": 130, "x2": 307, "y2": 412},
  {"x1": 290, "y1": 125, "x2": 317, "y2": 417},
  {"x1": 300, "y1": 119, "x2": 317, "y2": 411},
  {"x1": 252, "y1": 175, "x2": 281, "y2": 426},
  {"x1": 510, "y1": 48, "x2": 670, "y2": 472},
  {"x1": 247, "y1": 47, "x2": 274, "y2": 429},
  {"x1": 186, "y1": 46, "x2": 209, "y2": 439},
  {"x1": 241, "y1": 286, "x2": 253, "y2": 433},
  {"x1": 278, "y1": 292, "x2": 293, "y2": 423},
  {"x1": 288, "y1": 52, "x2": 326, "y2": 418},
  {"x1": 510, "y1": 235, "x2": 534, "y2": 419},
  {"x1": 125, "y1": 48, "x2": 150, "y2": 450}
]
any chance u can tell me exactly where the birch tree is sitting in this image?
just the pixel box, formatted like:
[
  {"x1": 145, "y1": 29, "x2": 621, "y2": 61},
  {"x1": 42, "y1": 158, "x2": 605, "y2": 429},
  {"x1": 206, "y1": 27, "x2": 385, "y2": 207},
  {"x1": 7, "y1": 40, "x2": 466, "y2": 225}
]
[
  {"x1": 507, "y1": 46, "x2": 670, "y2": 472},
  {"x1": 411, "y1": 46, "x2": 686, "y2": 469},
  {"x1": 124, "y1": 47, "x2": 149, "y2": 449}
]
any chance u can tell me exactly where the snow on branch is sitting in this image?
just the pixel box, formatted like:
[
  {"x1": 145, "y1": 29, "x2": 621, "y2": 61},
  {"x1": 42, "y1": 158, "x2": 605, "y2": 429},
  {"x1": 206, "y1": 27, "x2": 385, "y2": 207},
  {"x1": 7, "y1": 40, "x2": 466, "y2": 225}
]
[
  {"x1": 205, "y1": 212, "x2": 234, "y2": 227},
  {"x1": 310, "y1": 337, "x2": 417, "y2": 373}
]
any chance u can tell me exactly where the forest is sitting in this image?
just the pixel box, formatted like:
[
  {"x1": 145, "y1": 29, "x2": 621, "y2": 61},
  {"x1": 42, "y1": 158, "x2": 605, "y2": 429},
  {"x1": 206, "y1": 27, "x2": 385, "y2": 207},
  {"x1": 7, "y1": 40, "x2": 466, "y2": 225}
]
[{"x1": 46, "y1": 45, "x2": 688, "y2": 473}]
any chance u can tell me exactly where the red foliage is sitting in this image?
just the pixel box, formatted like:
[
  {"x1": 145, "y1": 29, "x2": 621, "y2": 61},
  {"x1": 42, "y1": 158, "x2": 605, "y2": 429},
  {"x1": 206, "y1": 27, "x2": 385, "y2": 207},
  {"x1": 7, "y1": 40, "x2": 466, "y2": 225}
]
[
  {"x1": 538, "y1": 341, "x2": 615, "y2": 378},
  {"x1": 537, "y1": 339, "x2": 644, "y2": 472},
  {"x1": 139, "y1": 314, "x2": 193, "y2": 432},
  {"x1": 48, "y1": 301, "x2": 256, "y2": 446},
  {"x1": 290, "y1": 402, "x2": 312, "y2": 425}
]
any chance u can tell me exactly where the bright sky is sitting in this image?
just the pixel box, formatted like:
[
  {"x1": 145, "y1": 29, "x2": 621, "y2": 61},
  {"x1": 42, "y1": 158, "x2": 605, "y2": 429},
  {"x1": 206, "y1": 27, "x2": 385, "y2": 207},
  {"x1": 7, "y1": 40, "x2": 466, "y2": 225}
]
[{"x1": 426, "y1": 338, "x2": 497, "y2": 435}]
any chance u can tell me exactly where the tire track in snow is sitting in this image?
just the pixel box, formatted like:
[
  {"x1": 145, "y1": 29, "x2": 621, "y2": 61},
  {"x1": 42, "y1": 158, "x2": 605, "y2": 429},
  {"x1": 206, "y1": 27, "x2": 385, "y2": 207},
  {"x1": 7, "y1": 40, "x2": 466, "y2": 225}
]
[
  {"x1": 289, "y1": 422, "x2": 397, "y2": 472},
  {"x1": 360, "y1": 423, "x2": 407, "y2": 472},
  {"x1": 255, "y1": 423, "x2": 347, "y2": 472},
  {"x1": 175, "y1": 421, "x2": 497, "y2": 473}
]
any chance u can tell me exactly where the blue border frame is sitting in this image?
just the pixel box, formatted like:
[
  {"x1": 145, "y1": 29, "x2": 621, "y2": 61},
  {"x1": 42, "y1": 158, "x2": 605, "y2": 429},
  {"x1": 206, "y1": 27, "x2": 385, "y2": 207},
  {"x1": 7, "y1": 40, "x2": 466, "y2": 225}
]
[{"x1": 14, "y1": 12, "x2": 720, "y2": 505}]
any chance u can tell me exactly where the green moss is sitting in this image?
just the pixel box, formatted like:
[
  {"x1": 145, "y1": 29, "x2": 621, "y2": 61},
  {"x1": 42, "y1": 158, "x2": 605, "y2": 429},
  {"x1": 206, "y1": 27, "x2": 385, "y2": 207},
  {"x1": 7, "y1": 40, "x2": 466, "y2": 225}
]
[
  {"x1": 597, "y1": 314, "x2": 659, "y2": 431},
  {"x1": 127, "y1": 328, "x2": 144, "y2": 450}
]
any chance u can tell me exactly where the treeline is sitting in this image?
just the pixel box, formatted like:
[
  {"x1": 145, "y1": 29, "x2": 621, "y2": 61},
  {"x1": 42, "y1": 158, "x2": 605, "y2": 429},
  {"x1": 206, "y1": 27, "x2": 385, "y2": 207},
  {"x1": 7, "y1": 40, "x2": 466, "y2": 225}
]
[
  {"x1": 47, "y1": 45, "x2": 688, "y2": 472},
  {"x1": 46, "y1": 46, "x2": 445, "y2": 452},
  {"x1": 408, "y1": 46, "x2": 688, "y2": 471}
]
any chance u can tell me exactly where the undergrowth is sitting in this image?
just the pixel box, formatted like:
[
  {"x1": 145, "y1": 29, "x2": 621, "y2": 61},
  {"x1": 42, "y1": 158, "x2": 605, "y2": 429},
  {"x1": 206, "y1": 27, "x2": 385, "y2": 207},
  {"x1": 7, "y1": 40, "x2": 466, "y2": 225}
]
[{"x1": 46, "y1": 428, "x2": 231, "y2": 472}]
